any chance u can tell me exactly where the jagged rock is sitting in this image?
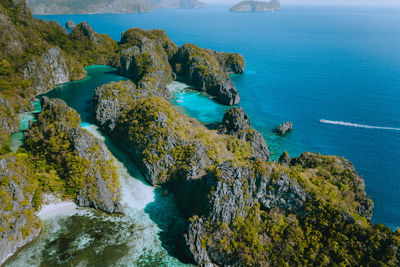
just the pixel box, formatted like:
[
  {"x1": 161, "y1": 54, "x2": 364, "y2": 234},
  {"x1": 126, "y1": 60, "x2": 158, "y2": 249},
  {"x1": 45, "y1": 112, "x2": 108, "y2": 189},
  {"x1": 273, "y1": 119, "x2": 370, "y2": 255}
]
[
  {"x1": 229, "y1": 0, "x2": 281, "y2": 12},
  {"x1": 0, "y1": 155, "x2": 41, "y2": 265},
  {"x1": 172, "y1": 43, "x2": 244, "y2": 105},
  {"x1": 0, "y1": 95, "x2": 18, "y2": 147},
  {"x1": 25, "y1": 97, "x2": 122, "y2": 213},
  {"x1": 279, "y1": 151, "x2": 291, "y2": 166},
  {"x1": 23, "y1": 47, "x2": 70, "y2": 95},
  {"x1": 65, "y1": 19, "x2": 75, "y2": 29},
  {"x1": 70, "y1": 22, "x2": 98, "y2": 43},
  {"x1": 274, "y1": 121, "x2": 293, "y2": 135},
  {"x1": 119, "y1": 28, "x2": 177, "y2": 95},
  {"x1": 290, "y1": 152, "x2": 373, "y2": 220},
  {"x1": 219, "y1": 107, "x2": 270, "y2": 160}
]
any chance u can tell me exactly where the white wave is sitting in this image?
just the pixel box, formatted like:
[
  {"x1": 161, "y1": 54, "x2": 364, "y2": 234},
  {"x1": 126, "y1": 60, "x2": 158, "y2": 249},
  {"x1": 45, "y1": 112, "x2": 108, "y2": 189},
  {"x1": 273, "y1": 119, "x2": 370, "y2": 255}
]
[{"x1": 319, "y1": 119, "x2": 400, "y2": 131}]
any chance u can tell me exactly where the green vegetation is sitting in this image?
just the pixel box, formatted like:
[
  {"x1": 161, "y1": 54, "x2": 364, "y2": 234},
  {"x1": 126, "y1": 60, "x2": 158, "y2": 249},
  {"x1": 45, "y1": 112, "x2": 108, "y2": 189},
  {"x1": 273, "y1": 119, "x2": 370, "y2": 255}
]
[
  {"x1": 22, "y1": 99, "x2": 119, "y2": 201},
  {"x1": 0, "y1": 153, "x2": 41, "y2": 241},
  {"x1": 203, "y1": 201, "x2": 400, "y2": 266}
]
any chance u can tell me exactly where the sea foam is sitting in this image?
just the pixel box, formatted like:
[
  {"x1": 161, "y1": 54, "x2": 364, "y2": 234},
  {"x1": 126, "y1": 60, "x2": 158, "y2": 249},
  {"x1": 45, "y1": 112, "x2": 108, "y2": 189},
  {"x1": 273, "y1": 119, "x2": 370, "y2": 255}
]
[{"x1": 319, "y1": 119, "x2": 400, "y2": 131}]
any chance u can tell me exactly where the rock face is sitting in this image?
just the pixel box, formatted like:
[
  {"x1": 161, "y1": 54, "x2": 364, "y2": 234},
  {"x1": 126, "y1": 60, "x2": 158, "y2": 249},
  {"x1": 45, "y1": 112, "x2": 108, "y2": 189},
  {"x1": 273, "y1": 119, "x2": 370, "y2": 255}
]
[
  {"x1": 118, "y1": 28, "x2": 177, "y2": 95},
  {"x1": 219, "y1": 107, "x2": 270, "y2": 160},
  {"x1": 27, "y1": 0, "x2": 206, "y2": 14},
  {"x1": 275, "y1": 121, "x2": 293, "y2": 135},
  {"x1": 117, "y1": 29, "x2": 245, "y2": 106},
  {"x1": 172, "y1": 44, "x2": 244, "y2": 105},
  {"x1": 65, "y1": 19, "x2": 75, "y2": 29},
  {"x1": 0, "y1": 154, "x2": 41, "y2": 265},
  {"x1": 229, "y1": 0, "x2": 281, "y2": 12},
  {"x1": 23, "y1": 47, "x2": 70, "y2": 95},
  {"x1": 25, "y1": 97, "x2": 122, "y2": 213},
  {"x1": 0, "y1": 96, "x2": 18, "y2": 149}
]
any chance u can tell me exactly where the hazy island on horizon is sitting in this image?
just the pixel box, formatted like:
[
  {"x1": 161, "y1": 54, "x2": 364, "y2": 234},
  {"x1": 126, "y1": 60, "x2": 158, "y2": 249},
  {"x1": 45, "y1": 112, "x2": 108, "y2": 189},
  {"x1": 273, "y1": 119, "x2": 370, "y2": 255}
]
[
  {"x1": 26, "y1": 0, "x2": 206, "y2": 14},
  {"x1": 229, "y1": 0, "x2": 281, "y2": 12}
]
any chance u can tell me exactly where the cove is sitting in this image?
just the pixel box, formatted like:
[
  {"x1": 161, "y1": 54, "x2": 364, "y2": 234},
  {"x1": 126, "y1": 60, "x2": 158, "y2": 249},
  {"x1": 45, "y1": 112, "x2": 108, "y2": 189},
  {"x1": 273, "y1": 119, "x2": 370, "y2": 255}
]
[{"x1": 6, "y1": 66, "x2": 193, "y2": 266}]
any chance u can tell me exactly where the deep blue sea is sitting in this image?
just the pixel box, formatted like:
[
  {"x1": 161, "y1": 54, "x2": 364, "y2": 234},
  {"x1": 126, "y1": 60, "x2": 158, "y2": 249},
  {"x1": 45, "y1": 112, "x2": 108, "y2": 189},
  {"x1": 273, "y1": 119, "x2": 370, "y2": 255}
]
[{"x1": 36, "y1": 5, "x2": 400, "y2": 229}]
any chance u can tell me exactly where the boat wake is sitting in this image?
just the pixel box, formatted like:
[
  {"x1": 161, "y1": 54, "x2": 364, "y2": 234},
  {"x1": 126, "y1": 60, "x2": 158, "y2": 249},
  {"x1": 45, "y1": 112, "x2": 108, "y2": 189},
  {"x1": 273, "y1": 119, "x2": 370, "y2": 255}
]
[{"x1": 319, "y1": 119, "x2": 400, "y2": 131}]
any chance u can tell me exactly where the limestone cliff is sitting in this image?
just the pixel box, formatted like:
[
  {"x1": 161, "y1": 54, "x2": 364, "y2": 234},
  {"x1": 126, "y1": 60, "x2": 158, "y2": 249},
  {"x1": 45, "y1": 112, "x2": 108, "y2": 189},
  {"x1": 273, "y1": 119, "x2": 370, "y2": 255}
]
[
  {"x1": 24, "y1": 97, "x2": 122, "y2": 213},
  {"x1": 172, "y1": 44, "x2": 244, "y2": 105},
  {"x1": 0, "y1": 154, "x2": 41, "y2": 265},
  {"x1": 117, "y1": 29, "x2": 245, "y2": 106},
  {"x1": 94, "y1": 80, "x2": 265, "y2": 186}
]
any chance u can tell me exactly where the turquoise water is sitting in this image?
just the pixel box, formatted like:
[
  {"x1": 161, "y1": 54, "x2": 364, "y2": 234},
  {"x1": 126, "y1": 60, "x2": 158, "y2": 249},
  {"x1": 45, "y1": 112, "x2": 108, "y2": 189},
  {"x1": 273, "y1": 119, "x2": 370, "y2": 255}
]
[
  {"x1": 36, "y1": 5, "x2": 400, "y2": 229},
  {"x1": 7, "y1": 67, "x2": 192, "y2": 266},
  {"x1": 9, "y1": 100, "x2": 42, "y2": 152}
]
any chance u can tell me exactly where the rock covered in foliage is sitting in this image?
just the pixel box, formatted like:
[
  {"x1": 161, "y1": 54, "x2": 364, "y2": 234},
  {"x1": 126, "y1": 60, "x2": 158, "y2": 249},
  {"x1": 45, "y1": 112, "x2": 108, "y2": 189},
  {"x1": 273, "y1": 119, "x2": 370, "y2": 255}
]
[
  {"x1": 229, "y1": 0, "x2": 281, "y2": 12},
  {"x1": 24, "y1": 97, "x2": 122, "y2": 213},
  {"x1": 172, "y1": 43, "x2": 243, "y2": 105},
  {"x1": 219, "y1": 107, "x2": 269, "y2": 160},
  {"x1": 118, "y1": 28, "x2": 177, "y2": 95},
  {"x1": 65, "y1": 19, "x2": 75, "y2": 29},
  {"x1": 23, "y1": 46, "x2": 70, "y2": 95},
  {"x1": 274, "y1": 121, "x2": 293, "y2": 135},
  {"x1": 94, "y1": 81, "x2": 261, "y2": 186},
  {"x1": 0, "y1": 154, "x2": 41, "y2": 265},
  {"x1": 69, "y1": 22, "x2": 119, "y2": 67},
  {"x1": 0, "y1": 95, "x2": 18, "y2": 150}
]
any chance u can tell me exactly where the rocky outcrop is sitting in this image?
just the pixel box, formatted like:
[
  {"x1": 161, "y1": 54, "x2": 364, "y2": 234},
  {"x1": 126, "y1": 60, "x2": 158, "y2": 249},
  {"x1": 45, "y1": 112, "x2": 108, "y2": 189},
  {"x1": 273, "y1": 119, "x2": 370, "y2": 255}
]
[
  {"x1": 0, "y1": 154, "x2": 41, "y2": 265},
  {"x1": 0, "y1": 95, "x2": 18, "y2": 149},
  {"x1": 274, "y1": 121, "x2": 293, "y2": 135},
  {"x1": 65, "y1": 19, "x2": 75, "y2": 29},
  {"x1": 27, "y1": 0, "x2": 205, "y2": 14},
  {"x1": 24, "y1": 97, "x2": 122, "y2": 213},
  {"x1": 119, "y1": 28, "x2": 177, "y2": 95},
  {"x1": 219, "y1": 107, "x2": 269, "y2": 160},
  {"x1": 229, "y1": 0, "x2": 281, "y2": 12},
  {"x1": 23, "y1": 47, "x2": 70, "y2": 95},
  {"x1": 290, "y1": 152, "x2": 373, "y2": 219},
  {"x1": 172, "y1": 44, "x2": 244, "y2": 105}
]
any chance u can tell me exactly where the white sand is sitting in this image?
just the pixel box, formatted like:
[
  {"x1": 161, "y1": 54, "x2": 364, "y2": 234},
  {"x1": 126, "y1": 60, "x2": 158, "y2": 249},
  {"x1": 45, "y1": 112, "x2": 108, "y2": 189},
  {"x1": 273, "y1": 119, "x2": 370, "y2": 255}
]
[{"x1": 37, "y1": 195, "x2": 78, "y2": 220}]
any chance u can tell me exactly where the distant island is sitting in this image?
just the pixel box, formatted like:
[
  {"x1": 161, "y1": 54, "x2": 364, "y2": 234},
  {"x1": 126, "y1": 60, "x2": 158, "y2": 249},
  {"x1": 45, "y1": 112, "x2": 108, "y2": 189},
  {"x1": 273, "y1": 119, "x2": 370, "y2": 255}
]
[
  {"x1": 229, "y1": 0, "x2": 280, "y2": 12},
  {"x1": 26, "y1": 0, "x2": 206, "y2": 14}
]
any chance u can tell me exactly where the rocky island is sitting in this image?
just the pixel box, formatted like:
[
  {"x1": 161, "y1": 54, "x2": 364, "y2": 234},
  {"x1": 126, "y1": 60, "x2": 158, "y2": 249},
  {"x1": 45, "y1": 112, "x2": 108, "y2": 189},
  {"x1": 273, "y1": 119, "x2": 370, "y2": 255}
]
[
  {"x1": 230, "y1": 0, "x2": 281, "y2": 12},
  {"x1": 0, "y1": 0, "x2": 399, "y2": 266},
  {"x1": 26, "y1": 0, "x2": 205, "y2": 14}
]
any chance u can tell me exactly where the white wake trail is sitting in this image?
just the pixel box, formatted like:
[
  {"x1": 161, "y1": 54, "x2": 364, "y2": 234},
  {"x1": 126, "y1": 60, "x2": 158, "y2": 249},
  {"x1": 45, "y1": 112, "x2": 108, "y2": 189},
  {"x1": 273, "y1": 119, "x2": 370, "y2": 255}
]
[{"x1": 319, "y1": 119, "x2": 400, "y2": 131}]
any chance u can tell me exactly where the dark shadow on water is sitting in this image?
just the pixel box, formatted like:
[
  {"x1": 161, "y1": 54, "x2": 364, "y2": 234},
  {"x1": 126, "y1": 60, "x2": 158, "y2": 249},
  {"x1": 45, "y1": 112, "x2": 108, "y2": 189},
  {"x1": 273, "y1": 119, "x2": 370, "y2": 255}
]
[{"x1": 205, "y1": 122, "x2": 221, "y2": 130}]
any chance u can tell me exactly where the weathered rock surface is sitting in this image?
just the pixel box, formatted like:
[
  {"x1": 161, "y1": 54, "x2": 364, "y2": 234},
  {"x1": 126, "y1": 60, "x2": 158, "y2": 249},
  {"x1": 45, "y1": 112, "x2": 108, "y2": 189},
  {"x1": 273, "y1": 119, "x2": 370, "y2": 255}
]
[
  {"x1": 219, "y1": 107, "x2": 270, "y2": 161},
  {"x1": 274, "y1": 121, "x2": 293, "y2": 135},
  {"x1": 0, "y1": 96, "x2": 18, "y2": 148},
  {"x1": 25, "y1": 97, "x2": 122, "y2": 213},
  {"x1": 23, "y1": 47, "x2": 70, "y2": 95},
  {"x1": 65, "y1": 19, "x2": 75, "y2": 29},
  {"x1": 0, "y1": 154, "x2": 41, "y2": 265},
  {"x1": 172, "y1": 44, "x2": 244, "y2": 105},
  {"x1": 119, "y1": 28, "x2": 177, "y2": 95},
  {"x1": 229, "y1": 0, "x2": 280, "y2": 12},
  {"x1": 290, "y1": 152, "x2": 373, "y2": 219}
]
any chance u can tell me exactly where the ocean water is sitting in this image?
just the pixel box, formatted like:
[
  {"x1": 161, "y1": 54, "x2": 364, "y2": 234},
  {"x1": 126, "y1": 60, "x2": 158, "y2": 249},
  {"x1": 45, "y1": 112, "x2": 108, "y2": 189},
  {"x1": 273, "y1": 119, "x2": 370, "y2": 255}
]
[{"x1": 35, "y1": 5, "x2": 400, "y2": 231}]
